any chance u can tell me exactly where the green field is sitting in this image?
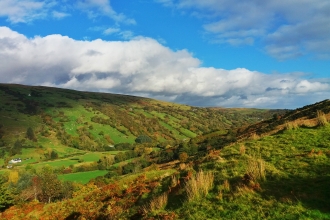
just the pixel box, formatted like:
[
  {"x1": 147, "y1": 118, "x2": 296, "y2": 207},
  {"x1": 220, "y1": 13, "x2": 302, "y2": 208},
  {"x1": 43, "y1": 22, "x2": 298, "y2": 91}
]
[{"x1": 58, "y1": 170, "x2": 108, "y2": 184}]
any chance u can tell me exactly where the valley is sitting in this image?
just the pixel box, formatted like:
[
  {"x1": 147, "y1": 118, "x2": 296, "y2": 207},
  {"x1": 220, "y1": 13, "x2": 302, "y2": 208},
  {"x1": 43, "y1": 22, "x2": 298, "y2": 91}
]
[{"x1": 0, "y1": 83, "x2": 329, "y2": 219}]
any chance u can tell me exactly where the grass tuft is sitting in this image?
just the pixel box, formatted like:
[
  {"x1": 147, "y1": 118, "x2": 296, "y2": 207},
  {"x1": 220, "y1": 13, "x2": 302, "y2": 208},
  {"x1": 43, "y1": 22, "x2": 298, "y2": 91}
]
[
  {"x1": 246, "y1": 157, "x2": 266, "y2": 182},
  {"x1": 239, "y1": 145, "x2": 246, "y2": 155},
  {"x1": 222, "y1": 179, "x2": 230, "y2": 192},
  {"x1": 285, "y1": 121, "x2": 299, "y2": 130},
  {"x1": 185, "y1": 170, "x2": 214, "y2": 202},
  {"x1": 249, "y1": 132, "x2": 259, "y2": 140},
  {"x1": 142, "y1": 192, "x2": 168, "y2": 214},
  {"x1": 317, "y1": 110, "x2": 328, "y2": 126}
]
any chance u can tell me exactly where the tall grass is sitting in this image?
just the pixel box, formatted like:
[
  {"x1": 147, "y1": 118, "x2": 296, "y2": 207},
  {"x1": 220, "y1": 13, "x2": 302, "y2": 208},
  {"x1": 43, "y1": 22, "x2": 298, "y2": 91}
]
[
  {"x1": 185, "y1": 170, "x2": 214, "y2": 202},
  {"x1": 317, "y1": 110, "x2": 328, "y2": 126},
  {"x1": 285, "y1": 121, "x2": 299, "y2": 130},
  {"x1": 246, "y1": 157, "x2": 266, "y2": 182},
  {"x1": 239, "y1": 145, "x2": 246, "y2": 155},
  {"x1": 249, "y1": 132, "x2": 259, "y2": 140},
  {"x1": 142, "y1": 192, "x2": 168, "y2": 214}
]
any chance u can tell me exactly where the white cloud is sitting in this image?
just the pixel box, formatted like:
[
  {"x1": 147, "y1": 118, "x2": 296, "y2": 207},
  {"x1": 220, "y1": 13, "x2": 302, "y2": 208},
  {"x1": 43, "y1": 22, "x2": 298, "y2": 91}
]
[
  {"x1": 157, "y1": 0, "x2": 330, "y2": 59},
  {"x1": 76, "y1": 0, "x2": 136, "y2": 25},
  {"x1": 0, "y1": 26, "x2": 329, "y2": 108},
  {"x1": 103, "y1": 27, "x2": 120, "y2": 35},
  {"x1": 103, "y1": 27, "x2": 134, "y2": 40},
  {"x1": 0, "y1": 0, "x2": 135, "y2": 25},
  {"x1": 0, "y1": 0, "x2": 50, "y2": 23},
  {"x1": 52, "y1": 10, "x2": 70, "y2": 19}
]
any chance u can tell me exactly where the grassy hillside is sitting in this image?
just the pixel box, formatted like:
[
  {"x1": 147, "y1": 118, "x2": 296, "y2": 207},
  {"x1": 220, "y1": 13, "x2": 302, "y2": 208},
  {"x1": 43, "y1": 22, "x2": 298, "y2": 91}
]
[
  {"x1": 0, "y1": 90, "x2": 329, "y2": 219},
  {"x1": 0, "y1": 83, "x2": 280, "y2": 165}
]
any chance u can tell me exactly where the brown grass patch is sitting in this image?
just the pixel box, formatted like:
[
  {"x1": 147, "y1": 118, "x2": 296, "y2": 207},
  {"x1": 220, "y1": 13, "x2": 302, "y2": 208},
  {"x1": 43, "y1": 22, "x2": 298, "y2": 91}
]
[
  {"x1": 317, "y1": 110, "x2": 328, "y2": 126},
  {"x1": 285, "y1": 121, "x2": 299, "y2": 130},
  {"x1": 142, "y1": 192, "x2": 168, "y2": 214},
  {"x1": 239, "y1": 145, "x2": 246, "y2": 155},
  {"x1": 246, "y1": 157, "x2": 266, "y2": 182},
  {"x1": 185, "y1": 170, "x2": 214, "y2": 202}
]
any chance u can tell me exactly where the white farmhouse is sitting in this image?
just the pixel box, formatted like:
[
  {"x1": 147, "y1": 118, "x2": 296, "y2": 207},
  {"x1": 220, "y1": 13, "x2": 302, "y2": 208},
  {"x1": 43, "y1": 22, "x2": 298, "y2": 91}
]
[{"x1": 9, "y1": 158, "x2": 22, "y2": 164}]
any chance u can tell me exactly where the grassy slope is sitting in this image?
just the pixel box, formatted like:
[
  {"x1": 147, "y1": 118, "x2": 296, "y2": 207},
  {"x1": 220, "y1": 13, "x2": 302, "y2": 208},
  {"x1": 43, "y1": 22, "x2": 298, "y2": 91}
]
[
  {"x1": 179, "y1": 124, "x2": 330, "y2": 219},
  {"x1": 0, "y1": 84, "x2": 277, "y2": 169},
  {"x1": 1, "y1": 100, "x2": 330, "y2": 219},
  {"x1": 0, "y1": 84, "x2": 276, "y2": 142}
]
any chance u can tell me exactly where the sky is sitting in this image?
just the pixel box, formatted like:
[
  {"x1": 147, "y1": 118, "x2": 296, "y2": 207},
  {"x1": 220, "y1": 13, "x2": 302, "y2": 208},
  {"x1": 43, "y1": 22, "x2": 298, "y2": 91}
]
[{"x1": 0, "y1": 0, "x2": 329, "y2": 109}]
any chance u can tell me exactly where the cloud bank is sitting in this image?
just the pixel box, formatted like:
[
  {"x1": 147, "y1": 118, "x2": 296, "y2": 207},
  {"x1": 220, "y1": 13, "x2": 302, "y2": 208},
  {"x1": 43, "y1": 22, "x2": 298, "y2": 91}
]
[
  {"x1": 0, "y1": 26, "x2": 329, "y2": 108},
  {"x1": 157, "y1": 0, "x2": 330, "y2": 60}
]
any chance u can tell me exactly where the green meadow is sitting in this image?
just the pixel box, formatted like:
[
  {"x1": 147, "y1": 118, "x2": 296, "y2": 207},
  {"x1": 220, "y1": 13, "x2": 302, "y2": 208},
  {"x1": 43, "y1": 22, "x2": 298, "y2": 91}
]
[{"x1": 58, "y1": 170, "x2": 108, "y2": 184}]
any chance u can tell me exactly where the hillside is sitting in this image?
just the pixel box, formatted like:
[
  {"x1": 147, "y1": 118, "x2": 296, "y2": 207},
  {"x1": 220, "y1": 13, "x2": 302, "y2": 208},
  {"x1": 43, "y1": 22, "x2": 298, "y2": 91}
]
[
  {"x1": 0, "y1": 83, "x2": 281, "y2": 163},
  {"x1": 0, "y1": 84, "x2": 329, "y2": 219}
]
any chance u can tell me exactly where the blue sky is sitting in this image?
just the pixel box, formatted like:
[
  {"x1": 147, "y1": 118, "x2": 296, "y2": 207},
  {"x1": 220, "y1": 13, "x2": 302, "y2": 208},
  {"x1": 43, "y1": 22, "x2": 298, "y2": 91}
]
[{"x1": 0, "y1": 0, "x2": 329, "y2": 108}]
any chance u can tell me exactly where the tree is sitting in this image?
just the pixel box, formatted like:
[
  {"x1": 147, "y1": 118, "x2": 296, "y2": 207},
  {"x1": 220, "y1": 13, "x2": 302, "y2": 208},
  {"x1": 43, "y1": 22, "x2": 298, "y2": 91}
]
[
  {"x1": 0, "y1": 176, "x2": 14, "y2": 211},
  {"x1": 61, "y1": 181, "x2": 74, "y2": 200},
  {"x1": 38, "y1": 166, "x2": 62, "y2": 203},
  {"x1": 26, "y1": 127, "x2": 37, "y2": 142},
  {"x1": 50, "y1": 150, "x2": 59, "y2": 159},
  {"x1": 13, "y1": 171, "x2": 36, "y2": 202},
  {"x1": 135, "y1": 134, "x2": 152, "y2": 144},
  {"x1": 98, "y1": 156, "x2": 114, "y2": 170},
  {"x1": 10, "y1": 140, "x2": 22, "y2": 156}
]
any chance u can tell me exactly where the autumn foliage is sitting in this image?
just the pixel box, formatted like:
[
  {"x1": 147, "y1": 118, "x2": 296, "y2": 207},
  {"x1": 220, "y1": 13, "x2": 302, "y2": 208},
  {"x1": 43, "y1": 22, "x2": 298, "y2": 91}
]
[{"x1": 0, "y1": 174, "x2": 159, "y2": 219}]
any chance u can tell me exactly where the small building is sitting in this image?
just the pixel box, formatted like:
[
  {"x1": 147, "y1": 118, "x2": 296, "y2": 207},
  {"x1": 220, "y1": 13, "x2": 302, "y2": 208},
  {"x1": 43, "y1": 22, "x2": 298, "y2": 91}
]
[{"x1": 9, "y1": 158, "x2": 22, "y2": 164}]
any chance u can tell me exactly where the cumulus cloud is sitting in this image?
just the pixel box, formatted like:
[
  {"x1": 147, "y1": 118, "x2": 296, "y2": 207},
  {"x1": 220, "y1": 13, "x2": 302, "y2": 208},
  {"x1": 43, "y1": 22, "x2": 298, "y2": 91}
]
[
  {"x1": 1, "y1": 26, "x2": 329, "y2": 108},
  {"x1": 156, "y1": 0, "x2": 330, "y2": 60}
]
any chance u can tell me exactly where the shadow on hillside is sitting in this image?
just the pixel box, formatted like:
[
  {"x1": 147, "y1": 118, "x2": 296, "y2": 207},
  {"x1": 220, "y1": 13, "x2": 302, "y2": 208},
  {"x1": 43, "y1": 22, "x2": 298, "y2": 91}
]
[{"x1": 260, "y1": 164, "x2": 330, "y2": 213}]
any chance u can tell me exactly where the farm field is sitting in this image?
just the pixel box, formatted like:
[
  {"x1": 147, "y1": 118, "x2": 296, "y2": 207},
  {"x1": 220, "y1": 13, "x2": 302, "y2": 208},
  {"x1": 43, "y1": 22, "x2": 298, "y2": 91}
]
[{"x1": 58, "y1": 170, "x2": 108, "y2": 184}]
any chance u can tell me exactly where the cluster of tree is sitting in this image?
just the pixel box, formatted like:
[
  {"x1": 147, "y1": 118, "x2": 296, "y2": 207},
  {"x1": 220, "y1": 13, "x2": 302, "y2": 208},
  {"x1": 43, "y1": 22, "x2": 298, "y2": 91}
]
[
  {"x1": 135, "y1": 134, "x2": 152, "y2": 144},
  {"x1": 0, "y1": 174, "x2": 164, "y2": 219},
  {"x1": 0, "y1": 166, "x2": 74, "y2": 209},
  {"x1": 119, "y1": 157, "x2": 151, "y2": 175},
  {"x1": 114, "y1": 150, "x2": 138, "y2": 163}
]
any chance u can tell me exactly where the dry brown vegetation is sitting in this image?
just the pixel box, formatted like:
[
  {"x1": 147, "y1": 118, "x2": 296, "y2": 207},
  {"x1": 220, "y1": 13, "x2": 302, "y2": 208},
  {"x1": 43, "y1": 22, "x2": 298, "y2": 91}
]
[
  {"x1": 185, "y1": 170, "x2": 214, "y2": 202},
  {"x1": 317, "y1": 110, "x2": 328, "y2": 126},
  {"x1": 142, "y1": 192, "x2": 168, "y2": 214}
]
